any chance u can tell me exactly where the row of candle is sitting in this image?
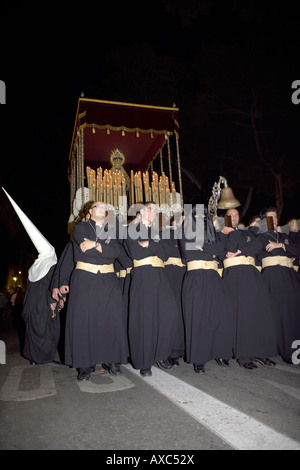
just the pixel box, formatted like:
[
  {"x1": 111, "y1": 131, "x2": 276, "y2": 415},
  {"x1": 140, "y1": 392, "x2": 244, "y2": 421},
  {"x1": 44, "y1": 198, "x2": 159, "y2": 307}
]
[
  {"x1": 130, "y1": 170, "x2": 177, "y2": 206},
  {"x1": 86, "y1": 166, "x2": 177, "y2": 207},
  {"x1": 86, "y1": 166, "x2": 127, "y2": 207}
]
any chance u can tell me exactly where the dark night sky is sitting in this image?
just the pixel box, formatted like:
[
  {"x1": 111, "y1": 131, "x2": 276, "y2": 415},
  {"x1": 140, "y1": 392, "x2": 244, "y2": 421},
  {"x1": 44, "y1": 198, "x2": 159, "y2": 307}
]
[{"x1": 0, "y1": 0, "x2": 299, "y2": 287}]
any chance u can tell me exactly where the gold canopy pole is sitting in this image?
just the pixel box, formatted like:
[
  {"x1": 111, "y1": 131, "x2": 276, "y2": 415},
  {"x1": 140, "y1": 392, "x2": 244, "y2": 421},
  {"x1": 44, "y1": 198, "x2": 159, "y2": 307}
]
[
  {"x1": 70, "y1": 151, "x2": 76, "y2": 213},
  {"x1": 175, "y1": 134, "x2": 183, "y2": 207},
  {"x1": 160, "y1": 149, "x2": 163, "y2": 174},
  {"x1": 167, "y1": 136, "x2": 173, "y2": 188},
  {"x1": 76, "y1": 128, "x2": 85, "y2": 210},
  {"x1": 80, "y1": 128, "x2": 85, "y2": 208},
  {"x1": 76, "y1": 139, "x2": 80, "y2": 196}
]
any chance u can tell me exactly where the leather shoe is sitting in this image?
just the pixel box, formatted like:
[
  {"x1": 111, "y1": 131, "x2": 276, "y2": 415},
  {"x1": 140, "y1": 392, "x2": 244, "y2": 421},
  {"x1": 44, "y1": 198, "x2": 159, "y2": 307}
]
[
  {"x1": 193, "y1": 363, "x2": 205, "y2": 373},
  {"x1": 215, "y1": 358, "x2": 230, "y2": 367},
  {"x1": 140, "y1": 368, "x2": 152, "y2": 377},
  {"x1": 282, "y1": 357, "x2": 294, "y2": 365},
  {"x1": 252, "y1": 357, "x2": 276, "y2": 366},
  {"x1": 102, "y1": 363, "x2": 122, "y2": 375},
  {"x1": 77, "y1": 367, "x2": 92, "y2": 381},
  {"x1": 156, "y1": 359, "x2": 173, "y2": 370},
  {"x1": 239, "y1": 362, "x2": 258, "y2": 370},
  {"x1": 47, "y1": 360, "x2": 61, "y2": 366},
  {"x1": 168, "y1": 357, "x2": 180, "y2": 366}
]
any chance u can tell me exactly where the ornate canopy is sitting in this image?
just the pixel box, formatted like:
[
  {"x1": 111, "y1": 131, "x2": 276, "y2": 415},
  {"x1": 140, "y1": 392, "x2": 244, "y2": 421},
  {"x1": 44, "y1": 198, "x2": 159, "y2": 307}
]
[{"x1": 68, "y1": 97, "x2": 182, "y2": 217}]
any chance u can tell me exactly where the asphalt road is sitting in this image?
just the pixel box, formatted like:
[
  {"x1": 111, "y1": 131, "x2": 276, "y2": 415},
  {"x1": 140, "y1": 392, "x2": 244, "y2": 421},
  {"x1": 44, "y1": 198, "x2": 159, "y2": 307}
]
[{"x1": 0, "y1": 326, "x2": 300, "y2": 454}]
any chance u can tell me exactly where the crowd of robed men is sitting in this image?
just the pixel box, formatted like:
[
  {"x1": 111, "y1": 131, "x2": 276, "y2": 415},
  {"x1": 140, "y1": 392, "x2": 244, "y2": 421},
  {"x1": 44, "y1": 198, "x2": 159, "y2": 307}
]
[{"x1": 21, "y1": 201, "x2": 300, "y2": 381}]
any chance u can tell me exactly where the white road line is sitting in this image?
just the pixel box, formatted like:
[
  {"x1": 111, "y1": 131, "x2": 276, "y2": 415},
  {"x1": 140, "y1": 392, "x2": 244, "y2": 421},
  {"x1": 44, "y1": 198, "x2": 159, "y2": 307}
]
[
  {"x1": 263, "y1": 379, "x2": 300, "y2": 401},
  {"x1": 125, "y1": 364, "x2": 300, "y2": 450},
  {"x1": 275, "y1": 364, "x2": 300, "y2": 375}
]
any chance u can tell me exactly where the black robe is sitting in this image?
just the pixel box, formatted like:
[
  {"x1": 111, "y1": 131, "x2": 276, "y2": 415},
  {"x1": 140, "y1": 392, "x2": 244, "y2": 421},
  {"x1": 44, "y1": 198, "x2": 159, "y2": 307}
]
[
  {"x1": 114, "y1": 246, "x2": 133, "y2": 358},
  {"x1": 287, "y1": 230, "x2": 300, "y2": 274},
  {"x1": 49, "y1": 241, "x2": 74, "y2": 292},
  {"x1": 124, "y1": 222, "x2": 183, "y2": 370},
  {"x1": 22, "y1": 264, "x2": 60, "y2": 364},
  {"x1": 49, "y1": 241, "x2": 75, "y2": 365},
  {"x1": 221, "y1": 228, "x2": 278, "y2": 361},
  {"x1": 179, "y1": 233, "x2": 234, "y2": 365},
  {"x1": 257, "y1": 230, "x2": 300, "y2": 360},
  {"x1": 162, "y1": 226, "x2": 186, "y2": 358},
  {"x1": 64, "y1": 219, "x2": 128, "y2": 368}
]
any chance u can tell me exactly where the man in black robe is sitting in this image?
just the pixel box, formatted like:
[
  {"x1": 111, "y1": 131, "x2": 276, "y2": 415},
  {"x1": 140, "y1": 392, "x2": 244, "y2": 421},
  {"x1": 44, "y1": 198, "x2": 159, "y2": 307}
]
[
  {"x1": 179, "y1": 205, "x2": 234, "y2": 373},
  {"x1": 257, "y1": 208, "x2": 300, "y2": 364},
  {"x1": 124, "y1": 202, "x2": 183, "y2": 376},
  {"x1": 219, "y1": 208, "x2": 278, "y2": 369},
  {"x1": 162, "y1": 218, "x2": 186, "y2": 365},
  {"x1": 64, "y1": 202, "x2": 128, "y2": 381}
]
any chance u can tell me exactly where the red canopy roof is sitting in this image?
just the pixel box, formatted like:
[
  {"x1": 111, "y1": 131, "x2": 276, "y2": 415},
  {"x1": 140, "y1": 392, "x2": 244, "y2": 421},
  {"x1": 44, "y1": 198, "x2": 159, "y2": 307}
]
[{"x1": 69, "y1": 98, "x2": 179, "y2": 173}]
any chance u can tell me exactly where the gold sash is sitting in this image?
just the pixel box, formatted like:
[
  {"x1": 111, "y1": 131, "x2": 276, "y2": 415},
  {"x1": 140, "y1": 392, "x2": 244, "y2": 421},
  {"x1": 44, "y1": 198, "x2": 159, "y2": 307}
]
[
  {"x1": 117, "y1": 268, "x2": 132, "y2": 277},
  {"x1": 76, "y1": 261, "x2": 114, "y2": 274},
  {"x1": 223, "y1": 256, "x2": 256, "y2": 269},
  {"x1": 133, "y1": 256, "x2": 165, "y2": 268},
  {"x1": 187, "y1": 260, "x2": 219, "y2": 272},
  {"x1": 262, "y1": 256, "x2": 294, "y2": 269},
  {"x1": 164, "y1": 257, "x2": 186, "y2": 268}
]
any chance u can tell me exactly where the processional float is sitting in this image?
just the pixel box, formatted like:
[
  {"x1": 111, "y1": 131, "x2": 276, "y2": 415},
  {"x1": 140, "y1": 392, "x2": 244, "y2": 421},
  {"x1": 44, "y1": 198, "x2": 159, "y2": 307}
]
[{"x1": 68, "y1": 98, "x2": 183, "y2": 228}]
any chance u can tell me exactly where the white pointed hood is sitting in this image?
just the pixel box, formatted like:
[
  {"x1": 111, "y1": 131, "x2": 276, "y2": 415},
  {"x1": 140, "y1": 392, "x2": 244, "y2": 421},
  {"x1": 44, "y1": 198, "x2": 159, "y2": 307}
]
[{"x1": 2, "y1": 187, "x2": 57, "y2": 282}]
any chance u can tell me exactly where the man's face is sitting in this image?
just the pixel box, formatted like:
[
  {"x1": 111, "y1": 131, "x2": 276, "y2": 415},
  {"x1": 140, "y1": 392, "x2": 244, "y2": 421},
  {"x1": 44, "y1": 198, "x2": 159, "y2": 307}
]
[
  {"x1": 141, "y1": 203, "x2": 157, "y2": 225},
  {"x1": 90, "y1": 202, "x2": 107, "y2": 219},
  {"x1": 227, "y1": 209, "x2": 239, "y2": 227},
  {"x1": 266, "y1": 211, "x2": 278, "y2": 229}
]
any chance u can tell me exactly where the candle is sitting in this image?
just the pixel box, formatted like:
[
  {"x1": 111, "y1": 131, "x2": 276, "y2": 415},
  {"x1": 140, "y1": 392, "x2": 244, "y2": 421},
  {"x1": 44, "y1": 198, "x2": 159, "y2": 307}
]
[{"x1": 130, "y1": 170, "x2": 134, "y2": 206}]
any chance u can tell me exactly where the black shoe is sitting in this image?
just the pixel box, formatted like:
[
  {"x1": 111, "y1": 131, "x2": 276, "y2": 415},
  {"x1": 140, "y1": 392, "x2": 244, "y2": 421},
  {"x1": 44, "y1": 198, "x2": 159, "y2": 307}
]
[
  {"x1": 264, "y1": 358, "x2": 276, "y2": 366},
  {"x1": 168, "y1": 357, "x2": 180, "y2": 366},
  {"x1": 156, "y1": 359, "x2": 173, "y2": 370},
  {"x1": 239, "y1": 362, "x2": 258, "y2": 370},
  {"x1": 47, "y1": 360, "x2": 61, "y2": 366},
  {"x1": 193, "y1": 363, "x2": 205, "y2": 373},
  {"x1": 215, "y1": 358, "x2": 230, "y2": 367},
  {"x1": 282, "y1": 357, "x2": 294, "y2": 365},
  {"x1": 140, "y1": 368, "x2": 152, "y2": 377},
  {"x1": 77, "y1": 367, "x2": 92, "y2": 381},
  {"x1": 102, "y1": 363, "x2": 122, "y2": 375},
  {"x1": 252, "y1": 357, "x2": 276, "y2": 366}
]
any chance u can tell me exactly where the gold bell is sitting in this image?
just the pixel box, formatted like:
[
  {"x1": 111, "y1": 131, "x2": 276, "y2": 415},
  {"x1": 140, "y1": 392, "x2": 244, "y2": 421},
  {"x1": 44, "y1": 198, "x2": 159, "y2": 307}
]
[{"x1": 217, "y1": 187, "x2": 241, "y2": 210}]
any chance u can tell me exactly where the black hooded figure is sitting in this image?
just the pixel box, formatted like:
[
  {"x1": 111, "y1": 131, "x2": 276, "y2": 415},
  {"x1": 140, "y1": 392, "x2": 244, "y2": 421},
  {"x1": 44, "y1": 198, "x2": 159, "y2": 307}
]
[{"x1": 179, "y1": 205, "x2": 234, "y2": 373}]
